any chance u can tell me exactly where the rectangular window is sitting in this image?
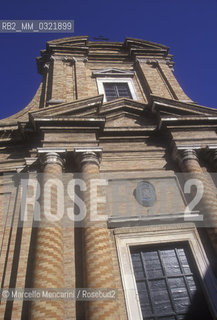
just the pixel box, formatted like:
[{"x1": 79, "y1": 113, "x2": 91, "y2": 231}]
[
  {"x1": 130, "y1": 243, "x2": 213, "y2": 320},
  {"x1": 96, "y1": 77, "x2": 138, "y2": 102},
  {"x1": 103, "y1": 82, "x2": 132, "y2": 101},
  {"x1": 115, "y1": 225, "x2": 217, "y2": 320}
]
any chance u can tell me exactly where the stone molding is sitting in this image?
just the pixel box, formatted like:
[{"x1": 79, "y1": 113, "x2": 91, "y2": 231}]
[
  {"x1": 172, "y1": 146, "x2": 199, "y2": 166},
  {"x1": 74, "y1": 147, "x2": 102, "y2": 167},
  {"x1": 37, "y1": 148, "x2": 67, "y2": 168},
  {"x1": 50, "y1": 55, "x2": 88, "y2": 62},
  {"x1": 178, "y1": 148, "x2": 198, "y2": 164},
  {"x1": 173, "y1": 145, "x2": 217, "y2": 168},
  {"x1": 136, "y1": 58, "x2": 174, "y2": 69}
]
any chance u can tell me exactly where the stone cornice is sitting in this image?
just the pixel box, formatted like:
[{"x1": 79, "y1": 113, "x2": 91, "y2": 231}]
[
  {"x1": 30, "y1": 117, "x2": 105, "y2": 133},
  {"x1": 152, "y1": 95, "x2": 217, "y2": 116},
  {"x1": 159, "y1": 115, "x2": 217, "y2": 131},
  {"x1": 30, "y1": 95, "x2": 103, "y2": 118}
]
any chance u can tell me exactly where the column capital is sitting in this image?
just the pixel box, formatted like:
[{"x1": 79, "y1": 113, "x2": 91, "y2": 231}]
[
  {"x1": 74, "y1": 147, "x2": 102, "y2": 167},
  {"x1": 178, "y1": 148, "x2": 198, "y2": 162},
  {"x1": 172, "y1": 146, "x2": 200, "y2": 167},
  {"x1": 205, "y1": 146, "x2": 217, "y2": 170},
  {"x1": 37, "y1": 148, "x2": 67, "y2": 167}
]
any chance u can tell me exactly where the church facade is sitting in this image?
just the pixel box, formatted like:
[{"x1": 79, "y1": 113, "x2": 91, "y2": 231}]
[{"x1": 0, "y1": 36, "x2": 217, "y2": 319}]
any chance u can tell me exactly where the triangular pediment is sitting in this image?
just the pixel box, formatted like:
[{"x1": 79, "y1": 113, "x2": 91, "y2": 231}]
[
  {"x1": 101, "y1": 99, "x2": 156, "y2": 133},
  {"x1": 29, "y1": 94, "x2": 217, "y2": 125},
  {"x1": 30, "y1": 97, "x2": 149, "y2": 120},
  {"x1": 100, "y1": 98, "x2": 147, "y2": 115},
  {"x1": 29, "y1": 97, "x2": 157, "y2": 133},
  {"x1": 92, "y1": 68, "x2": 134, "y2": 77},
  {"x1": 105, "y1": 113, "x2": 155, "y2": 128},
  {"x1": 27, "y1": 93, "x2": 217, "y2": 133}
]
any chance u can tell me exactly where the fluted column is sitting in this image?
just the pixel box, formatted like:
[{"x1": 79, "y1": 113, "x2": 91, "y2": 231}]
[
  {"x1": 30, "y1": 150, "x2": 66, "y2": 319},
  {"x1": 75, "y1": 148, "x2": 120, "y2": 320},
  {"x1": 175, "y1": 147, "x2": 217, "y2": 256}
]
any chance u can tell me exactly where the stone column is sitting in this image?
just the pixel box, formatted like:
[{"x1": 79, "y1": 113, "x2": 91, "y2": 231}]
[
  {"x1": 205, "y1": 148, "x2": 217, "y2": 257},
  {"x1": 75, "y1": 148, "x2": 120, "y2": 320},
  {"x1": 30, "y1": 150, "x2": 66, "y2": 319},
  {"x1": 175, "y1": 147, "x2": 217, "y2": 256},
  {"x1": 208, "y1": 148, "x2": 217, "y2": 172}
]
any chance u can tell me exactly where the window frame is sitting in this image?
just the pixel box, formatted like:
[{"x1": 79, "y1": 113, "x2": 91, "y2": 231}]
[
  {"x1": 96, "y1": 77, "x2": 138, "y2": 102},
  {"x1": 103, "y1": 82, "x2": 133, "y2": 101},
  {"x1": 115, "y1": 224, "x2": 217, "y2": 320}
]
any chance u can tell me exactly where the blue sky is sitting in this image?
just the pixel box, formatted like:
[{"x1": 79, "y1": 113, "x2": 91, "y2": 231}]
[{"x1": 0, "y1": 0, "x2": 217, "y2": 119}]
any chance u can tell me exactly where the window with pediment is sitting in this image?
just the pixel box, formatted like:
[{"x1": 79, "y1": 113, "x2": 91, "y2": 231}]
[{"x1": 93, "y1": 68, "x2": 138, "y2": 102}]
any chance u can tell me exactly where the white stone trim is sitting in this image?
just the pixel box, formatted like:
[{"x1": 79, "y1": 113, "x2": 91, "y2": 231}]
[
  {"x1": 93, "y1": 68, "x2": 134, "y2": 77},
  {"x1": 74, "y1": 147, "x2": 103, "y2": 154},
  {"x1": 115, "y1": 224, "x2": 217, "y2": 319},
  {"x1": 37, "y1": 148, "x2": 67, "y2": 154},
  {"x1": 96, "y1": 77, "x2": 138, "y2": 102}
]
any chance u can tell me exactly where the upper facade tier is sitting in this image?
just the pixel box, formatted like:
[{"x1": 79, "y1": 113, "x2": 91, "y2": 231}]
[
  {"x1": 1, "y1": 37, "x2": 217, "y2": 172},
  {"x1": 1, "y1": 36, "x2": 217, "y2": 131},
  {"x1": 37, "y1": 36, "x2": 192, "y2": 107}
]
